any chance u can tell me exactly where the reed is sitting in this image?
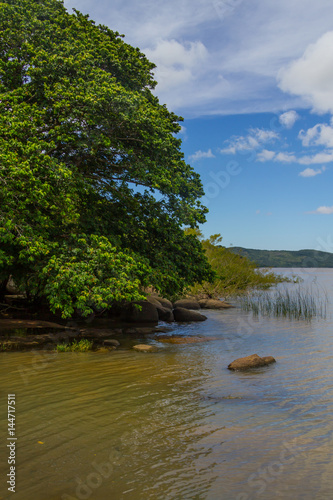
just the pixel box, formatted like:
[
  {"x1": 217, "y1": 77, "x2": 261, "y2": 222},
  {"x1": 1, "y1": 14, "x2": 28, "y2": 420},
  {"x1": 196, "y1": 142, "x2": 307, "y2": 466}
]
[
  {"x1": 56, "y1": 339, "x2": 93, "y2": 352},
  {"x1": 240, "y1": 285, "x2": 328, "y2": 320}
]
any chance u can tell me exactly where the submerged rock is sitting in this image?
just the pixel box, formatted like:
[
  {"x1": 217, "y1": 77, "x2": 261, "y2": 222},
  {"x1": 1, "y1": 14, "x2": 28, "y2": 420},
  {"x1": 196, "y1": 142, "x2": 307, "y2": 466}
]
[
  {"x1": 103, "y1": 339, "x2": 120, "y2": 347},
  {"x1": 198, "y1": 299, "x2": 234, "y2": 309},
  {"x1": 133, "y1": 344, "x2": 158, "y2": 353},
  {"x1": 157, "y1": 335, "x2": 215, "y2": 344},
  {"x1": 173, "y1": 307, "x2": 207, "y2": 322},
  {"x1": 228, "y1": 354, "x2": 276, "y2": 371}
]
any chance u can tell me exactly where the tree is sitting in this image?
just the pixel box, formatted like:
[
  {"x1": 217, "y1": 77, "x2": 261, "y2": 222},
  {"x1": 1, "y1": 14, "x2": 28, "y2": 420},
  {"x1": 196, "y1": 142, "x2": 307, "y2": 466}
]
[
  {"x1": 0, "y1": 0, "x2": 213, "y2": 317},
  {"x1": 186, "y1": 231, "x2": 286, "y2": 298}
]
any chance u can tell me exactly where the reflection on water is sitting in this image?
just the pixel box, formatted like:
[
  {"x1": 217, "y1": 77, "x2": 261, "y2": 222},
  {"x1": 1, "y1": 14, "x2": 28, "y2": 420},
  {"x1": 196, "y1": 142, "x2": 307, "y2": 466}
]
[{"x1": 1, "y1": 269, "x2": 333, "y2": 499}]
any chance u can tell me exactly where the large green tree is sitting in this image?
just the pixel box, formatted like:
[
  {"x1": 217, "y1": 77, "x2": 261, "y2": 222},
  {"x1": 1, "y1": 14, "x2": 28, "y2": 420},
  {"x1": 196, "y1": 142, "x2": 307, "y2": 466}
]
[{"x1": 0, "y1": 0, "x2": 212, "y2": 317}]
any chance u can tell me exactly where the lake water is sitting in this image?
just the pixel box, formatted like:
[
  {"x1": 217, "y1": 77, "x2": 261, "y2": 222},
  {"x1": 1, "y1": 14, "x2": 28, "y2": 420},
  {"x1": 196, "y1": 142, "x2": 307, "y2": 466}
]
[{"x1": 1, "y1": 268, "x2": 333, "y2": 500}]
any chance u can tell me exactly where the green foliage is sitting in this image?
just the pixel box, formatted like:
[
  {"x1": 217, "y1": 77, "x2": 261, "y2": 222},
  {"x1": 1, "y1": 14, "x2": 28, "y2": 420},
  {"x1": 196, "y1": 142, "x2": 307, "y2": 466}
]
[
  {"x1": 0, "y1": 0, "x2": 212, "y2": 316},
  {"x1": 56, "y1": 339, "x2": 93, "y2": 352},
  {"x1": 187, "y1": 232, "x2": 288, "y2": 298}
]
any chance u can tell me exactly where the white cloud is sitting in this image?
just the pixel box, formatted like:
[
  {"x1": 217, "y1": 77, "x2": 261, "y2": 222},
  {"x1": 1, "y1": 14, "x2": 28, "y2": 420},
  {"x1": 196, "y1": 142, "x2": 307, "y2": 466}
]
[
  {"x1": 299, "y1": 121, "x2": 333, "y2": 148},
  {"x1": 299, "y1": 166, "x2": 326, "y2": 177},
  {"x1": 144, "y1": 39, "x2": 208, "y2": 92},
  {"x1": 63, "y1": 0, "x2": 333, "y2": 116},
  {"x1": 189, "y1": 148, "x2": 215, "y2": 162},
  {"x1": 274, "y1": 152, "x2": 297, "y2": 163},
  {"x1": 298, "y1": 151, "x2": 333, "y2": 164},
  {"x1": 257, "y1": 149, "x2": 276, "y2": 162},
  {"x1": 279, "y1": 110, "x2": 299, "y2": 128},
  {"x1": 220, "y1": 128, "x2": 279, "y2": 154},
  {"x1": 309, "y1": 205, "x2": 333, "y2": 214},
  {"x1": 279, "y1": 31, "x2": 333, "y2": 114}
]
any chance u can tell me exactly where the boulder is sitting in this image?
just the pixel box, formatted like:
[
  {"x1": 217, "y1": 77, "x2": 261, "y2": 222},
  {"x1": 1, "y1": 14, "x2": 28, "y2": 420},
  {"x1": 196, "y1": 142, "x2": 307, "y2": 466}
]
[
  {"x1": 173, "y1": 307, "x2": 207, "y2": 322},
  {"x1": 103, "y1": 339, "x2": 120, "y2": 347},
  {"x1": 157, "y1": 306, "x2": 174, "y2": 322},
  {"x1": 156, "y1": 297, "x2": 173, "y2": 310},
  {"x1": 228, "y1": 354, "x2": 276, "y2": 371},
  {"x1": 133, "y1": 344, "x2": 158, "y2": 353},
  {"x1": 146, "y1": 296, "x2": 174, "y2": 322},
  {"x1": 120, "y1": 300, "x2": 159, "y2": 324},
  {"x1": 173, "y1": 299, "x2": 200, "y2": 310},
  {"x1": 198, "y1": 299, "x2": 234, "y2": 309}
]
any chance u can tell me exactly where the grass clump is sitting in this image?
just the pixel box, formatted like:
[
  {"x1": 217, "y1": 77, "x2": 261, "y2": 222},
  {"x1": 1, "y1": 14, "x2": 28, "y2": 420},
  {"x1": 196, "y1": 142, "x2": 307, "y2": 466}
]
[
  {"x1": 56, "y1": 339, "x2": 93, "y2": 352},
  {"x1": 240, "y1": 285, "x2": 328, "y2": 320}
]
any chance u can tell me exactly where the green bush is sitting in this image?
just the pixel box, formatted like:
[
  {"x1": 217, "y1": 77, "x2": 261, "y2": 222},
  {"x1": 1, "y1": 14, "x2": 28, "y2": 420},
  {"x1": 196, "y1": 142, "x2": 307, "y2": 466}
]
[
  {"x1": 186, "y1": 232, "x2": 289, "y2": 298},
  {"x1": 56, "y1": 339, "x2": 93, "y2": 352}
]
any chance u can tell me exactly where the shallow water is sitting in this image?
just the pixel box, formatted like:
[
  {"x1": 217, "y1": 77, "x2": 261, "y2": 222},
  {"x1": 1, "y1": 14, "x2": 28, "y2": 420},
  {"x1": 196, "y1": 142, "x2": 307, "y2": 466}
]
[{"x1": 1, "y1": 269, "x2": 333, "y2": 500}]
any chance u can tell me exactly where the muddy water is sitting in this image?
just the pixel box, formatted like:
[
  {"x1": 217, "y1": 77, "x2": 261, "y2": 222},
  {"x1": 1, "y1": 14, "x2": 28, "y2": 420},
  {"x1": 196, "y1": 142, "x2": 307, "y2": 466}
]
[{"x1": 1, "y1": 269, "x2": 333, "y2": 500}]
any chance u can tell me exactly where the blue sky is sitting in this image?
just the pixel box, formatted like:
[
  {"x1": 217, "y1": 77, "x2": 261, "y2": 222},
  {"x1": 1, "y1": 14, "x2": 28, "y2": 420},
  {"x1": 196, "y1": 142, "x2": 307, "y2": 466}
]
[{"x1": 64, "y1": 0, "x2": 333, "y2": 251}]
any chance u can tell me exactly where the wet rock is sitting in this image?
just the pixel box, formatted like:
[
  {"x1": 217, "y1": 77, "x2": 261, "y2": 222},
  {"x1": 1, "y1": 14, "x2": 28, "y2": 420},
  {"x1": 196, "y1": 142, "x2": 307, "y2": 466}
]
[
  {"x1": 133, "y1": 344, "x2": 158, "y2": 353},
  {"x1": 103, "y1": 339, "x2": 120, "y2": 347},
  {"x1": 173, "y1": 299, "x2": 200, "y2": 310},
  {"x1": 146, "y1": 296, "x2": 174, "y2": 321},
  {"x1": 123, "y1": 327, "x2": 156, "y2": 335},
  {"x1": 198, "y1": 299, "x2": 234, "y2": 309},
  {"x1": 228, "y1": 354, "x2": 276, "y2": 371},
  {"x1": 156, "y1": 297, "x2": 173, "y2": 310},
  {"x1": 120, "y1": 301, "x2": 158, "y2": 324},
  {"x1": 157, "y1": 306, "x2": 174, "y2": 322},
  {"x1": 173, "y1": 307, "x2": 207, "y2": 322},
  {"x1": 0, "y1": 319, "x2": 75, "y2": 330}
]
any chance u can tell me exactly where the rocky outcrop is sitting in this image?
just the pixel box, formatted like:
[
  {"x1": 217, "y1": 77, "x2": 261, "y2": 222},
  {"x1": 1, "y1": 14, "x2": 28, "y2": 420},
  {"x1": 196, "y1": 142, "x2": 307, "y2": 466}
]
[
  {"x1": 173, "y1": 307, "x2": 207, "y2": 322},
  {"x1": 173, "y1": 299, "x2": 200, "y2": 310},
  {"x1": 198, "y1": 299, "x2": 234, "y2": 309},
  {"x1": 146, "y1": 296, "x2": 174, "y2": 322},
  {"x1": 228, "y1": 354, "x2": 276, "y2": 371}
]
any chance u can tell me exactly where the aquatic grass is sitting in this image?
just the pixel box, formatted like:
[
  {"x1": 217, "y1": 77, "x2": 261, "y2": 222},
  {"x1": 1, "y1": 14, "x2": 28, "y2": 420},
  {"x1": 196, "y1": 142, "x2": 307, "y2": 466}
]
[
  {"x1": 240, "y1": 285, "x2": 328, "y2": 320},
  {"x1": 56, "y1": 339, "x2": 93, "y2": 352}
]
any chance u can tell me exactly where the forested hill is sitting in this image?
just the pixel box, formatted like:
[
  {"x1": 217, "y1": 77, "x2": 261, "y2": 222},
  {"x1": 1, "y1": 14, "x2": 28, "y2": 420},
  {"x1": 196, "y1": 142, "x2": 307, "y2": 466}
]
[{"x1": 229, "y1": 247, "x2": 333, "y2": 268}]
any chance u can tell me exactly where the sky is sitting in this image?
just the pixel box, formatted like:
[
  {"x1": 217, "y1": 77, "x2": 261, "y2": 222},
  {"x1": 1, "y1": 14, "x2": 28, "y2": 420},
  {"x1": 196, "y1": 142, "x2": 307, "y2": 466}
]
[{"x1": 64, "y1": 0, "x2": 333, "y2": 251}]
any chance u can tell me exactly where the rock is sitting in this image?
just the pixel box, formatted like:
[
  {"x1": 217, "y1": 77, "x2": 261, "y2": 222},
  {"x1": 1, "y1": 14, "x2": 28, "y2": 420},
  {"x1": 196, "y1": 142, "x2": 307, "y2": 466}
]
[
  {"x1": 123, "y1": 327, "x2": 156, "y2": 335},
  {"x1": 146, "y1": 296, "x2": 162, "y2": 307},
  {"x1": 198, "y1": 299, "x2": 234, "y2": 309},
  {"x1": 0, "y1": 319, "x2": 75, "y2": 330},
  {"x1": 173, "y1": 307, "x2": 207, "y2": 322},
  {"x1": 120, "y1": 300, "x2": 159, "y2": 324},
  {"x1": 157, "y1": 307, "x2": 174, "y2": 322},
  {"x1": 157, "y1": 335, "x2": 215, "y2": 344},
  {"x1": 6, "y1": 276, "x2": 20, "y2": 295},
  {"x1": 228, "y1": 354, "x2": 276, "y2": 371},
  {"x1": 146, "y1": 296, "x2": 174, "y2": 321},
  {"x1": 156, "y1": 297, "x2": 173, "y2": 310},
  {"x1": 95, "y1": 347, "x2": 115, "y2": 353},
  {"x1": 103, "y1": 339, "x2": 120, "y2": 347},
  {"x1": 133, "y1": 344, "x2": 158, "y2": 353},
  {"x1": 173, "y1": 299, "x2": 201, "y2": 310}
]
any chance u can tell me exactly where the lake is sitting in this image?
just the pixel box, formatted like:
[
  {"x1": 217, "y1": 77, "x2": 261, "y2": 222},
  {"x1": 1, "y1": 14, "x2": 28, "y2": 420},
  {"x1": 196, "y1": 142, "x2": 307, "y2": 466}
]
[{"x1": 1, "y1": 268, "x2": 333, "y2": 500}]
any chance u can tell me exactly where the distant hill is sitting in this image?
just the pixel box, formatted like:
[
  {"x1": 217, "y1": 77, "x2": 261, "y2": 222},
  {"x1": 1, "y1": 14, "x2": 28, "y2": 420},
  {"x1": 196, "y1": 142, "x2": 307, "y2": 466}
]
[{"x1": 229, "y1": 247, "x2": 333, "y2": 268}]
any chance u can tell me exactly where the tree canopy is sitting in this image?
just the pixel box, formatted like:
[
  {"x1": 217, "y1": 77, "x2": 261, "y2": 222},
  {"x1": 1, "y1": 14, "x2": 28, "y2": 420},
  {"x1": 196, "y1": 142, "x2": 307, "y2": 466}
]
[{"x1": 0, "y1": 0, "x2": 213, "y2": 317}]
